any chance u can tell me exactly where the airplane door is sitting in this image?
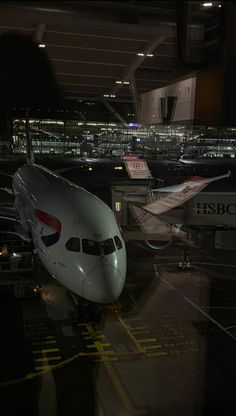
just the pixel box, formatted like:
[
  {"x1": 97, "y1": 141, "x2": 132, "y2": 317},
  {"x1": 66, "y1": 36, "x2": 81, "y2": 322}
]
[
  {"x1": 35, "y1": 222, "x2": 47, "y2": 253},
  {"x1": 14, "y1": 194, "x2": 30, "y2": 232}
]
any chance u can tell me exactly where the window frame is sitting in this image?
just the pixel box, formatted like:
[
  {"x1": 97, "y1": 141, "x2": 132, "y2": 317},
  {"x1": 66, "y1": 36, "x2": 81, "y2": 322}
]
[{"x1": 65, "y1": 237, "x2": 81, "y2": 252}]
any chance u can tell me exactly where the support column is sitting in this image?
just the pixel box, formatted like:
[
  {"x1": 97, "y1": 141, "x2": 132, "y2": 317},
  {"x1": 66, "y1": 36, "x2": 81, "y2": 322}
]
[
  {"x1": 129, "y1": 76, "x2": 140, "y2": 123},
  {"x1": 221, "y1": 1, "x2": 236, "y2": 125},
  {"x1": 194, "y1": 2, "x2": 236, "y2": 127}
]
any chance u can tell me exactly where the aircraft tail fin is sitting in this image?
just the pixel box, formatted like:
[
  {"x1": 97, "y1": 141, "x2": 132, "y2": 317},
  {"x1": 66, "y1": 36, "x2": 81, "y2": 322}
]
[{"x1": 25, "y1": 108, "x2": 34, "y2": 164}]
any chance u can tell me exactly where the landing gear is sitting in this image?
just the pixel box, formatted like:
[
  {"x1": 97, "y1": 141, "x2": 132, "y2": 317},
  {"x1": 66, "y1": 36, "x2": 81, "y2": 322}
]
[{"x1": 74, "y1": 298, "x2": 102, "y2": 323}]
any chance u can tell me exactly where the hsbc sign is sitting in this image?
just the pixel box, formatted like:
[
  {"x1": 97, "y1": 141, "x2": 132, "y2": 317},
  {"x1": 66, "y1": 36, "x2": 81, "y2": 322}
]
[
  {"x1": 195, "y1": 203, "x2": 236, "y2": 216},
  {"x1": 188, "y1": 193, "x2": 236, "y2": 225}
]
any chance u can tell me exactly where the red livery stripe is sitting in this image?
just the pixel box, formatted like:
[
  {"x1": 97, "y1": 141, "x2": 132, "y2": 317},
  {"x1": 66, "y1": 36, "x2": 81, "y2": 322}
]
[{"x1": 35, "y1": 209, "x2": 61, "y2": 233}]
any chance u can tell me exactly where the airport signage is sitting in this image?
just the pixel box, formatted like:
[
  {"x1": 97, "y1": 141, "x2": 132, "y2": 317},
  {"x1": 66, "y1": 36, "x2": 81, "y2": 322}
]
[
  {"x1": 195, "y1": 202, "x2": 236, "y2": 215},
  {"x1": 124, "y1": 157, "x2": 153, "y2": 179},
  {"x1": 156, "y1": 193, "x2": 236, "y2": 226},
  {"x1": 189, "y1": 193, "x2": 236, "y2": 225}
]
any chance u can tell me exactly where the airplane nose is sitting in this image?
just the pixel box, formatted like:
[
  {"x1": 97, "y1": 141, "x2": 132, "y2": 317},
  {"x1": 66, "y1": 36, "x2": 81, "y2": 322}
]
[{"x1": 83, "y1": 264, "x2": 125, "y2": 304}]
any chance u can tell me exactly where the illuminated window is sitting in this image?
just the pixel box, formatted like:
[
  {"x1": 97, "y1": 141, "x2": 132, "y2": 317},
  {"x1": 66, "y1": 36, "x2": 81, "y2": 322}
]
[{"x1": 115, "y1": 202, "x2": 121, "y2": 212}]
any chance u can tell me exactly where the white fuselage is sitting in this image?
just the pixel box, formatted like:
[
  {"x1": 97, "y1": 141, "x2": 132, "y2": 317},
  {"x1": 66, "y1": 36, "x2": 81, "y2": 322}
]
[{"x1": 12, "y1": 164, "x2": 126, "y2": 303}]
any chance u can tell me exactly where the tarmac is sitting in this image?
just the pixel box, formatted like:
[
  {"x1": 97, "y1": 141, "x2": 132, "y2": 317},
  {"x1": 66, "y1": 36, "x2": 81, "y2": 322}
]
[{"x1": 0, "y1": 156, "x2": 236, "y2": 415}]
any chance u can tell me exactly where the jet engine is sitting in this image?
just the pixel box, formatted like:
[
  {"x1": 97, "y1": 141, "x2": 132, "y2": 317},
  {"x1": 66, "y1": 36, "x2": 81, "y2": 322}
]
[
  {"x1": 145, "y1": 239, "x2": 172, "y2": 250},
  {"x1": 145, "y1": 224, "x2": 186, "y2": 249}
]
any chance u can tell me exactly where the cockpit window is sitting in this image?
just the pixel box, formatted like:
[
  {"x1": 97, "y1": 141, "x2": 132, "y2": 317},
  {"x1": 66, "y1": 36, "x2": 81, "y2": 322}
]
[
  {"x1": 101, "y1": 238, "x2": 115, "y2": 255},
  {"x1": 82, "y1": 239, "x2": 100, "y2": 255},
  {"x1": 114, "y1": 235, "x2": 122, "y2": 250},
  {"x1": 81, "y1": 238, "x2": 119, "y2": 256},
  {"x1": 66, "y1": 238, "x2": 81, "y2": 252}
]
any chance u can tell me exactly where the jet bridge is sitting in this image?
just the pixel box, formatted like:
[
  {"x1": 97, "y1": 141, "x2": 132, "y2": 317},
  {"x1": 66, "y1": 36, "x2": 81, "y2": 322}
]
[
  {"x1": 112, "y1": 185, "x2": 236, "y2": 249},
  {"x1": 112, "y1": 184, "x2": 180, "y2": 244},
  {"x1": 155, "y1": 191, "x2": 236, "y2": 226}
]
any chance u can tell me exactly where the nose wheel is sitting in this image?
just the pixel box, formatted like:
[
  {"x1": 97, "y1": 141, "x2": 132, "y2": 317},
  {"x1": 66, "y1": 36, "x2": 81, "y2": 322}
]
[{"x1": 71, "y1": 297, "x2": 102, "y2": 323}]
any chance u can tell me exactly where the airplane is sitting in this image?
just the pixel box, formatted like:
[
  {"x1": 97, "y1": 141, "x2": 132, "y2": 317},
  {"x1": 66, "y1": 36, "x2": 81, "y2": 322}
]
[{"x1": 0, "y1": 120, "x2": 127, "y2": 305}]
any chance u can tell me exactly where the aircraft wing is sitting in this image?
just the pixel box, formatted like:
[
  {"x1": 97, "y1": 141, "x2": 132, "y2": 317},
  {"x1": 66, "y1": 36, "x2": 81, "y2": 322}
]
[
  {"x1": 0, "y1": 206, "x2": 30, "y2": 241},
  {"x1": 143, "y1": 171, "x2": 231, "y2": 216},
  {"x1": 53, "y1": 166, "x2": 80, "y2": 174},
  {"x1": 0, "y1": 206, "x2": 19, "y2": 223}
]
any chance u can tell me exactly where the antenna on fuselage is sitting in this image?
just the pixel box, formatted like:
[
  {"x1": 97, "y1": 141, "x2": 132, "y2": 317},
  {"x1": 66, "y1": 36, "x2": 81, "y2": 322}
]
[{"x1": 25, "y1": 108, "x2": 34, "y2": 164}]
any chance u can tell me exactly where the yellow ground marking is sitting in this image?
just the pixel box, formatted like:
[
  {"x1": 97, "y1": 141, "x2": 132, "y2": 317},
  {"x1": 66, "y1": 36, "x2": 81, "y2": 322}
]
[
  {"x1": 94, "y1": 348, "x2": 118, "y2": 362},
  {"x1": 84, "y1": 335, "x2": 105, "y2": 340},
  {"x1": 78, "y1": 351, "x2": 141, "y2": 357},
  {"x1": 35, "y1": 365, "x2": 51, "y2": 371},
  {"x1": 117, "y1": 316, "x2": 145, "y2": 353},
  {"x1": 32, "y1": 340, "x2": 57, "y2": 345},
  {"x1": 81, "y1": 324, "x2": 119, "y2": 362},
  {"x1": 0, "y1": 350, "x2": 147, "y2": 387},
  {"x1": 33, "y1": 348, "x2": 60, "y2": 354},
  {"x1": 82, "y1": 330, "x2": 103, "y2": 335},
  {"x1": 0, "y1": 313, "x2": 177, "y2": 388},
  {"x1": 79, "y1": 351, "x2": 114, "y2": 357},
  {"x1": 81, "y1": 324, "x2": 108, "y2": 345},
  {"x1": 81, "y1": 323, "x2": 117, "y2": 362},
  {"x1": 34, "y1": 356, "x2": 62, "y2": 362},
  {"x1": 87, "y1": 342, "x2": 111, "y2": 349},
  {"x1": 136, "y1": 338, "x2": 157, "y2": 343},
  {"x1": 143, "y1": 345, "x2": 162, "y2": 351},
  {"x1": 104, "y1": 361, "x2": 136, "y2": 414}
]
